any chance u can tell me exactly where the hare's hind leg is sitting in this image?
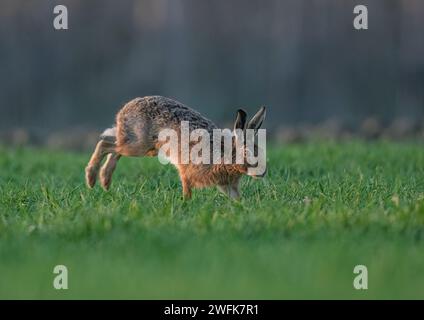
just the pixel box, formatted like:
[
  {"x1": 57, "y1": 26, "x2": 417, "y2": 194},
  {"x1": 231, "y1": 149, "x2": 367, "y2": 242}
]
[
  {"x1": 85, "y1": 139, "x2": 116, "y2": 188},
  {"x1": 99, "y1": 153, "x2": 121, "y2": 190}
]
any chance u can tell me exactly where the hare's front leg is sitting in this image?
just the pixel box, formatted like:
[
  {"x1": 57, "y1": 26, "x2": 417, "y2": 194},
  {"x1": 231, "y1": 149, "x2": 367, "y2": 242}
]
[
  {"x1": 177, "y1": 167, "x2": 192, "y2": 199},
  {"x1": 181, "y1": 178, "x2": 192, "y2": 200}
]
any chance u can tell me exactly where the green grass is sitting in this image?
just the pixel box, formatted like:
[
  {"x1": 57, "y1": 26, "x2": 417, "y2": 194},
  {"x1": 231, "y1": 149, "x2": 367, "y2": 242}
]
[{"x1": 1, "y1": 141, "x2": 424, "y2": 299}]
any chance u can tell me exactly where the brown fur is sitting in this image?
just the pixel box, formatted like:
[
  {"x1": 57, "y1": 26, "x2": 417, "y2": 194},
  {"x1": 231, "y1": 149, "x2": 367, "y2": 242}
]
[{"x1": 85, "y1": 95, "x2": 265, "y2": 199}]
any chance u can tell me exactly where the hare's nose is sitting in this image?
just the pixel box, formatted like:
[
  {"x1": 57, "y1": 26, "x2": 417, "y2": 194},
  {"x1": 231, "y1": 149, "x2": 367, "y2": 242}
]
[
  {"x1": 252, "y1": 167, "x2": 267, "y2": 178},
  {"x1": 258, "y1": 167, "x2": 267, "y2": 177}
]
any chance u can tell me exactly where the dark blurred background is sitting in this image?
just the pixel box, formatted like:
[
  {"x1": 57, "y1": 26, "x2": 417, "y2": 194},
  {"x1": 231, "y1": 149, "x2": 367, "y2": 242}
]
[{"x1": 0, "y1": 0, "x2": 423, "y2": 149}]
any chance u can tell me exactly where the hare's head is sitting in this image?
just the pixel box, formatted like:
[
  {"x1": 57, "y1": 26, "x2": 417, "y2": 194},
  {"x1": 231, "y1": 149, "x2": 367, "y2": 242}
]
[{"x1": 232, "y1": 107, "x2": 267, "y2": 178}]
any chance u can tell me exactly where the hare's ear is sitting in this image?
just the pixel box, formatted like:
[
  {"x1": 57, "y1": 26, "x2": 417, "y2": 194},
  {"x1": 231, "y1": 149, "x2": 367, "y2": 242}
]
[
  {"x1": 233, "y1": 109, "x2": 247, "y2": 142},
  {"x1": 233, "y1": 109, "x2": 247, "y2": 131},
  {"x1": 247, "y1": 106, "x2": 266, "y2": 131}
]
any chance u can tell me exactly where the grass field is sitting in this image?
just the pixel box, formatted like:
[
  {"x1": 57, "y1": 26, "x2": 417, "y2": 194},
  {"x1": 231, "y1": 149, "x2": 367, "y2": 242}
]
[{"x1": 0, "y1": 141, "x2": 424, "y2": 299}]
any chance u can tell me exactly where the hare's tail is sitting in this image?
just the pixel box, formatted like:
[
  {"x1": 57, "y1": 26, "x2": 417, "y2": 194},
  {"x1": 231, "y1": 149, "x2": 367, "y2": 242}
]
[{"x1": 100, "y1": 127, "x2": 117, "y2": 143}]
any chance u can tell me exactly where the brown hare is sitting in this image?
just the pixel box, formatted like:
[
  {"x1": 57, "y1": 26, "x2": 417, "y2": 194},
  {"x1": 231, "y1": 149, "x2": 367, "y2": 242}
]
[{"x1": 85, "y1": 96, "x2": 266, "y2": 199}]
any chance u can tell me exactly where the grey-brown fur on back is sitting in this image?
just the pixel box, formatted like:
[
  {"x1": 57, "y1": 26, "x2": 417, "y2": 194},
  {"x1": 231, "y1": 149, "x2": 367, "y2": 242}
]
[
  {"x1": 115, "y1": 96, "x2": 218, "y2": 152},
  {"x1": 121, "y1": 96, "x2": 217, "y2": 129}
]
